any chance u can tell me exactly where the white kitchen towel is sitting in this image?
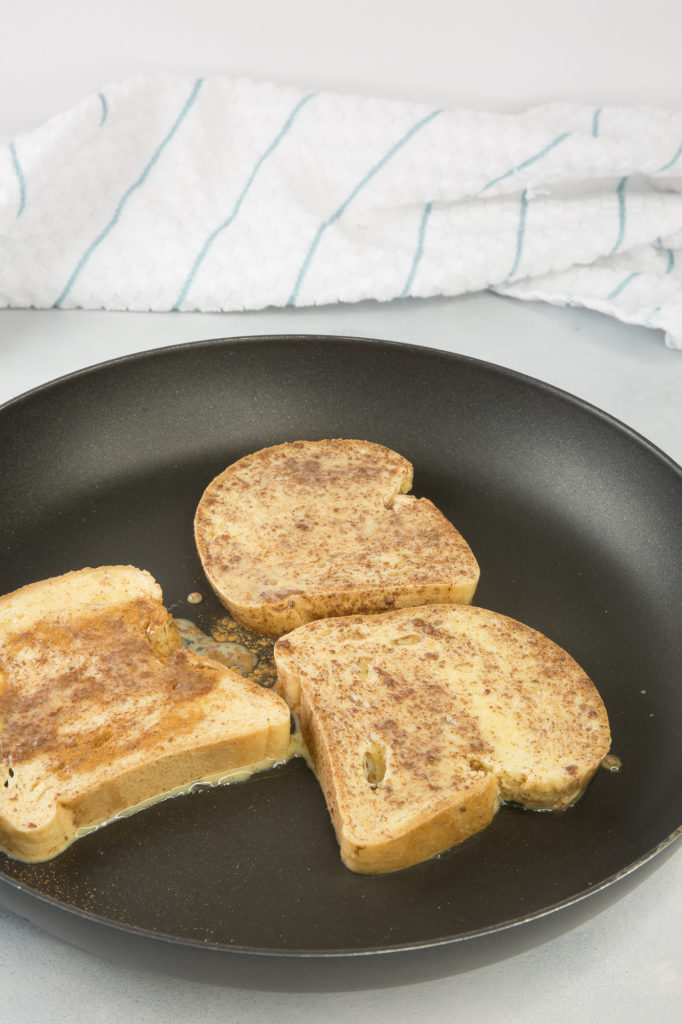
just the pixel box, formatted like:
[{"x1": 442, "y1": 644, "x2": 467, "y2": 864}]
[{"x1": 2, "y1": 74, "x2": 682, "y2": 346}]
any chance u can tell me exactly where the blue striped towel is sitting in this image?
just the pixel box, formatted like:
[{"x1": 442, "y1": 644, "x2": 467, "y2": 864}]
[{"x1": 2, "y1": 75, "x2": 682, "y2": 347}]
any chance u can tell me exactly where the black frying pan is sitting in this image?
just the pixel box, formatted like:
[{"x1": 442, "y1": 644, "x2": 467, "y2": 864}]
[{"x1": 0, "y1": 335, "x2": 680, "y2": 990}]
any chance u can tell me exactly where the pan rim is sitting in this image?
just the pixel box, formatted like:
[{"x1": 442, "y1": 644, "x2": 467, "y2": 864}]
[
  {"x1": 0, "y1": 825, "x2": 679, "y2": 959},
  {"x1": 1, "y1": 332, "x2": 680, "y2": 479}
]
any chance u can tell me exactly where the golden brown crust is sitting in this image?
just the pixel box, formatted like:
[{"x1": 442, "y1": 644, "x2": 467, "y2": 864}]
[
  {"x1": 0, "y1": 566, "x2": 291, "y2": 862},
  {"x1": 195, "y1": 440, "x2": 480, "y2": 637},
  {"x1": 274, "y1": 604, "x2": 611, "y2": 874}
]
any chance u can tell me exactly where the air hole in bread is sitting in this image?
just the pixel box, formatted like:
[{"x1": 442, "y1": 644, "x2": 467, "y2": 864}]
[
  {"x1": 468, "y1": 758, "x2": 491, "y2": 775},
  {"x1": 394, "y1": 635, "x2": 420, "y2": 646},
  {"x1": 356, "y1": 657, "x2": 371, "y2": 677},
  {"x1": 363, "y1": 743, "x2": 387, "y2": 788},
  {"x1": 90, "y1": 730, "x2": 112, "y2": 749}
]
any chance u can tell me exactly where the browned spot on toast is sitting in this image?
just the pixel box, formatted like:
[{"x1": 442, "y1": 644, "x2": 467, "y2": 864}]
[{"x1": 0, "y1": 598, "x2": 221, "y2": 773}]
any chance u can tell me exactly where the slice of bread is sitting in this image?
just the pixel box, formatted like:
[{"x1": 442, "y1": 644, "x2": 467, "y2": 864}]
[
  {"x1": 195, "y1": 439, "x2": 480, "y2": 637},
  {"x1": 0, "y1": 566, "x2": 291, "y2": 862},
  {"x1": 274, "y1": 604, "x2": 611, "y2": 874}
]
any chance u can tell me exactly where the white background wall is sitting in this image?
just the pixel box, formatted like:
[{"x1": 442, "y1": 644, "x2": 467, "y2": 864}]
[{"x1": 3, "y1": 0, "x2": 682, "y2": 135}]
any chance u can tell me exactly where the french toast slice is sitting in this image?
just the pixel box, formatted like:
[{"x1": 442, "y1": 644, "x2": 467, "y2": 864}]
[
  {"x1": 274, "y1": 604, "x2": 611, "y2": 874},
  {"x1": 0, "y1": 566, "x2": 291, "y2": 862},
  {"x1": 195, "y1": 439, "x2": 479, "y2": 637}
]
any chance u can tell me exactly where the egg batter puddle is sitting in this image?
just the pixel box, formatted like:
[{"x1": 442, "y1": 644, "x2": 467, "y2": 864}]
[{"x1": 174, "y1": 615, "x2": 277, "y2": 689}]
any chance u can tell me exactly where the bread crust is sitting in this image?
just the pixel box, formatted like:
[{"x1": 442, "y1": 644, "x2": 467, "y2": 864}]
[
  {"x1": 195, "y1": 439, "x2": 480, "y2": 637},
  {"x1": 274, "y1": 604, "x2": 612, "y2": 874},
  {"x1": 0, "y1": 566, "x2": 291, "y2": 862}
]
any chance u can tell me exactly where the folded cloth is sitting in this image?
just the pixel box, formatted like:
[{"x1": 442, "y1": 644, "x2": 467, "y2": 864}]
[{"x1": 2, "y1": 74, "x2": 682, "y2": 347}]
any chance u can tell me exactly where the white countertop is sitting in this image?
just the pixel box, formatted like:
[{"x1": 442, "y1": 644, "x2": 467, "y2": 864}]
[
  {"x1": 2, "y1": 3, "x2": 681, "y2": 1017},
  {"x1": 1, "y1": 295, "x2": 681, "y2": 1022}
]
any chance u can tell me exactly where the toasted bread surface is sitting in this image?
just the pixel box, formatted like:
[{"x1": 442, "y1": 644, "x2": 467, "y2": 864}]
[
  {"x1": 0, "y1": 566, "x2": 291, "y2": 862},
  {"x1": 274, "y1": 604, "x2": 611, "y2": 874},
  {"x1": 195, "y1": 439, "x2": 479, "y2": 636}
]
